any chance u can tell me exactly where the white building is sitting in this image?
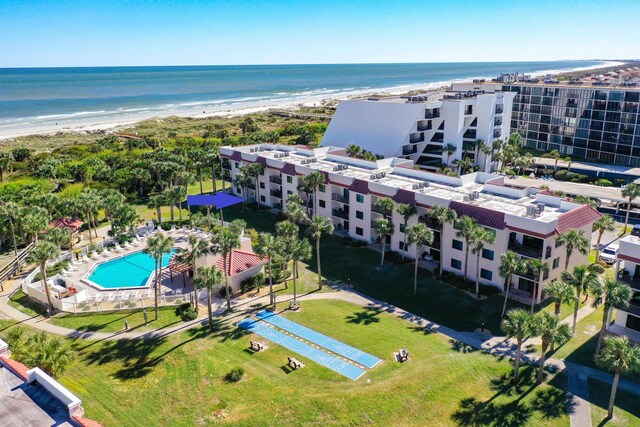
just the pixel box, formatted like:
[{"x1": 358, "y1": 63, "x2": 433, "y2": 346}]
[
  {"x1": 221, "y1": 143, "x2": 600, "y2": 303},
  {"x1": 612, "y1": 235, "x2": 640, "y2": 342},
  {"x1": 320, "y1": 88, "x2": 514, "y2": 171}
]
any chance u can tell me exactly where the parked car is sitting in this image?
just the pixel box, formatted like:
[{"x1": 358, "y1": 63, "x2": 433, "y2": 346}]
[
  {"x1": 631, "y1": 224, "x2": 640, "y2": 237},
  {"x1": 599, "y1": 243, "x2": 618, "y2": 264}
]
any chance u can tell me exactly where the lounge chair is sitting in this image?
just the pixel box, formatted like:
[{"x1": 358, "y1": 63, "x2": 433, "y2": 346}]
[
  {"x1": 123, "y1": 241, "x2": 132, "y2": 250},
  {"x1": 82, "y1": 254, "x2": 91, "y2": 263},
  {"x1": 101, "y1": 247, "x2": 110, "y2": 257},
  {"x1": 60, "y1": 269, "x2": 72, "y2": 277},
  {"x1": 91, "y1": 251, "x2": 101, "y2": 259},
  {"x1": 114, "y1": 243, "x2": 123, "y2": 252},
  {"x1": 287, "y1": 356, "x2": 304, "y2": 370}
]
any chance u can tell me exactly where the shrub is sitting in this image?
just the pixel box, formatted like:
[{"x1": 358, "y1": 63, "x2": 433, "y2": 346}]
[
  {"x1": 340, "y1": 236, "x2": 368, "y2": 248},
  {"x1": 244, "y1": 227, "x2": 259, "y2": 244},
  {"x1": 225, "y1": 367, "x2": 245, "y2": 383},
  {"x1": 554, "y1": 170, "x2": 589, "y2": 183},
  {"x1": 537, "y1": 168, "x2": 555, "y2": 176},
  {"x1": 384, "y1": 251, "x2": 412, "y2": 265},
  {"x1": 241, "y1": 273, "x2": 265, "y2": 293},
  {"x1": 479, "y1": 284, "x2": 501, "y2": 296},
  {"x1": 218, "y1": 286, "x2": 233, "y2": 297},
  {"x1": 175, "y1": 303, "x2": 197, "y2": 321},
  {"x1": 594, "y1": 178, "x2": 613, "y2": 187}
]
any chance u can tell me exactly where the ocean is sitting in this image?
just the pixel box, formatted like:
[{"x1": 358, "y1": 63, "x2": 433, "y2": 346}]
[{"x1": 0, "y1": 61, "x2": 609, "y2": 137}]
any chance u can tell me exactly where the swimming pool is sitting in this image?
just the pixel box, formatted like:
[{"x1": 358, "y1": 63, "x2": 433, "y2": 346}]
[{"x1": 86, "y1": 249, "x2": 177, "y2": 290}]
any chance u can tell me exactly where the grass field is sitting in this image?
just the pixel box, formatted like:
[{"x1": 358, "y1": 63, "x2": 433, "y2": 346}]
[
  {"x1": 590, "y1": 379, "x2": 640, "y2": 426},
  {"x1": 56, "y1": 299, "x2": 574, "y2": 426},
  {"x1": 50, "y1": 306, "x2": 188, "y2": 333}
]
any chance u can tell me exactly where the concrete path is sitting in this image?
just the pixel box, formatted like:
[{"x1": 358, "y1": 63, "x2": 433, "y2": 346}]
[{"x1": 568, "y1": 368, "x2": 592, "y2": 427}]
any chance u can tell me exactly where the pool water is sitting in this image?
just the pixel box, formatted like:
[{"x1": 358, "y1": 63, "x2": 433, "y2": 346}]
[{"x1": 87, "y1": 249, "x2": 177, "y2": 289}]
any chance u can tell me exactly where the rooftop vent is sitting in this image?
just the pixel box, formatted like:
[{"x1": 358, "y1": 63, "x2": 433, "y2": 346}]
[
  {"x1": 463, "y1": 196, "x2": 471, "y2": 202},
  {"x1": 469, "y1": 191, "x2": 480, "y2": 201},
  {"x1": 412, "y1": 182, "x2": 429, "y2": 190},
  {"x1": 526, "y1": 205, "x2": 541, "y2": 217},
  {"x1": 536, "y1": 202, "x2": 546, "y2": 212},
  {"x1": 274, "y1": 152, "x2": 289, "y2": 159},
  {"x1": 300, "y1": 158, "x2": 317, "y2": 165},
  {"x1": 369, "y1": 172, "x2": 386, "y2": 180},
  {"x1": 249, "y1": 147, "x2": 265, "y2": 153},
  {"x1": 333, "y1": 164, "x2": 349, "y2": 172}
]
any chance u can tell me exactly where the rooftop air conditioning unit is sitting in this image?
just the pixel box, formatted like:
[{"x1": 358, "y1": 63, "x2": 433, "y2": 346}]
[
  {"x1": 463, "y1": 196, "x2": 471, "y2": 202},
  {"x1": 537, "y1": 202, "x2": 546, "y2": 212}
]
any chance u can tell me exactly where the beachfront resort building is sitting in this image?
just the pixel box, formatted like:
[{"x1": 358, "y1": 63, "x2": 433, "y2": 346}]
[
  {"x1": 320, "y1": 89, "x2": 514, "y2": 171},
  {"x1": 501, "y1": 82, "x2": 640, "y2": 167},
  {"x1": 612, "y1": 235, "x2": 640, "y2": 342},
  {"x1": 221, "y1": 143, "x2": 600, "y2": 303}
]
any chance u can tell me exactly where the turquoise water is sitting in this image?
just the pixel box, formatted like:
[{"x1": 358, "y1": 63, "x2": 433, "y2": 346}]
[{"x1": 87, "y1": 249, "x2": 176, "y2": 289}]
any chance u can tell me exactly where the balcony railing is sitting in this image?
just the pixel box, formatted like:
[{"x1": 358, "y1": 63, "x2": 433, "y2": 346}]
[
  {"x1": 269, "y1": 176, "x2": 282, "y2": 185},
  {"x1": 495, "y1": 107, "x2": 504, "y2": 114},
  {"x1": 508, "y1": 241, "x2": 543, "y2": 259},
  {"x1": 332, "y1": 209, "x2": 349, "y2": 220},
  {"x1": 332, "y1": 193, "x2": 349, "y2": 204},
  {"x1": 418, "y1": 215, "x2": 440, "y2": 229},
  {"x1": 270, "y1": 190, "x2": 282, "y2": 198},
  {"x1": 425, "y1": 111, "x2": 440, "y2": 119}
]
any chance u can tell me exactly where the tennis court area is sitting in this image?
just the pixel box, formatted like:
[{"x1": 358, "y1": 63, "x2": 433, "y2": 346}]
[
  {"x1": 238, "y1": 318, "x2": 367, "y2": 380},
  {"x1": 255, "y1": 310, "x2": 382, "y2": 369}
]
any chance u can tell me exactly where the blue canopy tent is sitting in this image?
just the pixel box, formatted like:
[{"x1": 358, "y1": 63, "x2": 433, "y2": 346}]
[{"x1": 187, "y1": 193, "x2": 243, "y2": 222}]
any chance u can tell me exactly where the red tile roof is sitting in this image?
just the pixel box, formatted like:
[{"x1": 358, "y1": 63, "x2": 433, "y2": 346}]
[
  {"x1": 555, "y1": 205, "x2": 602, "y2": 234},
  {"x1": 49, "y1": 217, "x2": 84, "y2": 233},
  {"x1": 449, "y1": 201, "x2": 506, "y2": 230},
  {"x1": 280, "y1": 163, "x2": 297, "y2": 176},
  {"x1": 216, "y1": 249, "x2": 266, "y2": 276},
  {"x1": 537, "y1": 189, "x2": 556, "y2": 196},
  {"x1": 0, "y1": 355, "x2": 30, "y2": 381},
  {"x1": 393, "y1": 189, "x2": 415, "y2": 205},
  {"x1": 73, "y1": 416, "x2": 103, "y2": 427},
  {"x1": 349, "y1": 179, "x2": 370, "y2": 194}
]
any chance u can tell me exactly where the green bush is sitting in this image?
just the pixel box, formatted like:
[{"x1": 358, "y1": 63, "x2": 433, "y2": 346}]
[
  {"x1": 241, "y1": 273, "x2": 265, "y2": 293},
  {"x1": 594, "y1": 178, "x2": 613, "y2": 187},
  {"x1": 33, "y1": 260, "x2": 70, "y2": 282},
  {"x1": 225, "y1": 367, "x2": 245, "y2": 383},
  {"x1": 244, "y1": 227, "x2": 259, "y2": 244},
  {"x1": 340, "y1": 236, "x2": 368, "y2": 248},
  {"x1": 218, "y1": 286, "x2": 233, "y2": 297},
  {"x1": 175, "y1": 303, "x2": 197, "y2": 321},
  {"x1": 554, "y1": 170, "x2": 589, "y2": 183},
  {"x1": 384, "y1": 251, "x2": 412, "y2": 265}
]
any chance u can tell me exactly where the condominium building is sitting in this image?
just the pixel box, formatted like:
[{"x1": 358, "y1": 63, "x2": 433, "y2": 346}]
[
  {"x1": 221, "y1": 143, "x2": 600, "y2": 302},
  {"x1": 612, "y1": 235, "x2": 640, "y2": 342},
  {"x1": 502, "y1": 83, "x2": 640, "y2": 167},
  {"x1": 320, "y1": 89, "x2": 514, "y2": 171}
]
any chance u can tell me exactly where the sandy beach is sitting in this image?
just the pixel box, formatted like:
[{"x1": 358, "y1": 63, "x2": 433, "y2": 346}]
[{"x1": 0, "y1": 61, "x2": 623, "y2": 141}]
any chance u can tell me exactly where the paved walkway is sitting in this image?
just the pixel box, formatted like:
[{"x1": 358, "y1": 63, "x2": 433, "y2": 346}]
[{"x1": 567, "y1": 368, "x2": 592, "y2": 427}]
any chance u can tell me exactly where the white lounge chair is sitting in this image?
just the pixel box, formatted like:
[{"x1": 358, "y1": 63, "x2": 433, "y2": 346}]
[
  {"x1": 66, "y1": 264, "x2": 79, "y2": 271},
  {"x1": 123, "y1": 241, "x2": 132, "y2": 250},
  {"x1": 101, "y1": 247, "x2": 110, "y2": 257},
  {"x1": 82, "y1": 254, "x2": 91, "y2": 263},
  {"x1": 113, "y1": 243, "x2": 122, "y2": 252},
  {"x1": 60, "y1": 269, "x2": 72, "y2": 277},
  {"x1": 106, "y1": 293, "x2": 117, "y2": 303},
  {"x1": 91, "y1": 251, "x2": 101, "y2": 260}
]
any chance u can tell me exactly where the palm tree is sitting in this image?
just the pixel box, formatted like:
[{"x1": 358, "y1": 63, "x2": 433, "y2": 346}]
[
  {"x1": 396, "y1": 203, "x2": 417, "y2": 234},
  {"x1": 255, "y1": 232, "x2": 280, "y2": 305},
  {"x1": 593, "y1": 214, "x2": 616, "y2": 261},
  {"x1": 549, "y1": 149, "x2": 561, "y2": 172},
  {"x1": 545, "y1": 279, "x2": 577, "y2": 317},
  {"x1": 0, "y1": 201, "x2": 19, "y2": 255},
  {"x1": 290, "y1": 238, "x2": 312, "y2": 304},
  {"x1": 374, "y1": 218, "x2": 393, "y2": 267},
  {"x1": 144, "y1": 232, "x2": 174, "y2": 320},
  {"x1": 22, "y1": 332, "x2": 74, "y2": 377},
  {"x1": 562, "y1": 265, "x2": 600, "y2": 333},
  {"x1": 306, "y1": 216, "x2": 334, "y2": 289},
  {"x1": 591, "y1": 279, "x2": 632, "y2": 355},
  {"x1": 455, "y1": 215, "x2": 479, "y2": 283},
  {"x1": 233, "y1": 172, "x2": 252, "y2": 213},
  {"x1": 77, "y1": 189, "x2": 101, "y2": 245},
  {"x1": 499, "y1": 251, "x2": 524, "y2": 318},
  {"x1": 246, "y1": 163, "x2": 265, "y2": 207},
  {"x1": 28, "y1": 242, "x2": 60, "y2": 311},
  {"x1": 203, "y1": 149, "x2": 219, "y2": 193},
  {"x1": 501, "y1": 308, "x2": 533, "y2": 383},
  {"x1": 21, "y1": 206, "x2": 50, "y2": 244},
  {"x1": 193, "y1": 265, "x2": 223, "y2": 333},
  {"x1": 471, "y1": 227, "x2": 495, "y2": 297},
  {"x1": 405, "y1": 223, "x2": 434, "y2": 295},
  {"x1": 472, "y1": 139, "x2": 484, "y2": 166},
  {"x1": 428, "y1": 205, "x2": 457, "y2": 275},
  {"x1": 621, "y1": 183, "x2": 640, "y2": 234},
  {"x1": 556, "y1": 229, "x2": 590, "y2": 272},
  {"x1": 530, "y1": 312, "x2": 572, "y2": 383},
  {"x1": 304, "y1": 171, "x2": 326, "y2": 218},
  {"x1": 44, "y1": 227, "x2": 71, "y2": 251},
  {"x1": 147, "y1": 194, "x2": 165, "y2": 224},
  {"x1": 444, "y1": 143, "x2": 457, "y2": 165},
  {"x1": 175, "y1": 235, "x2": 209, "y2": 311},
  {"x1": 526, "y1": 258, "x2": 549, "y2": 313},
  {"x1": 457, "y1": 156, "x2": 474, "y2": 175},
  {"x1": 595, "y1": 336, "x2": 640, "y2": 418},
  {"x1": 373, "y1": 197, "x2": 394, "y2": 219},
  {"x1": 347, "y1": 144, "x2": 363, "y2": 158},
  {"x1": 210, "y1": 227, "x2": 241, "y2": 311},
  {"x1": 481, "y1": 142, "x2": 492, "y2": 172}
]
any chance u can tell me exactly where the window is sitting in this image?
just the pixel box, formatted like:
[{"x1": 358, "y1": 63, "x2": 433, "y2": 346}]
[
  {"x1": 260, "y1": 182, "x2": 265, "y2": 189},
  {"x1": 355, "y1": 227, "x2": 363, "y2": 236},
  {"x1": 452, "y1": 239, "x2": 463, "y2": 251},
  {"x1": 451, "y1": 259, "x2": 462, "y2": 270},
  {"x1": 552, "y1": 257, "x2": 560, "y2": 269},
  {"x1": 356, "y1": 211, "x2": 364, "y2": 220},
  {"x1": 235, "y1": 162, "x2": 239, "y2": 168},
  {"x1": 319, "y1": 200, "x2": 326, "y2": 208},
  {"x1": 482, "y1": 249, "x2": 494, "y2": 260},
  {"x1": 480, "y1": 269, "x2": 492, "y2": 281},
  {"x1": 286, "y1": 176, "x2": 293, "y2": 184},
  {"x1": 400, "y1": 224, "x2": 406, "y2": 233},
  {"x1": 260, "y1": 196, "x2": 266, "y2": 203},
  {"x1": 287, "y1": 190, "x2": 293, "y2": 196},
  {"x1": 356, "y1": 194, "x2": 365, "y2": 203},
  {"x1": 399, "y1": 241, "x2": 406, "y2": 251},
  {"x1": 319, "y1": 184, "x2": 326, "y2": 193}
]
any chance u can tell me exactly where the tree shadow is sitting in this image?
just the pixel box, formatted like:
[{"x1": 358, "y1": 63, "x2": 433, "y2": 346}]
[
  {"x1": 83, "y1": 336, "x2": 168, "y2": 380},
  {"x1": 346, "y1": 307, "x2": 382, "y2": 325},
  {"x1": 451, "y1": 397, "x2": 533, "y2": 427},
  {"x1": 530, "y1": 387, "x2": 574, "y2": 419},
  {"x1": 489, "y1": 367, "x2": 536, "y2": 399},
  {"x1": 407, "y1": 325, "x2": 435, "y2": 335},
  {"x1": 450, "y1": 338, "x2": 476, "y2": 353}
]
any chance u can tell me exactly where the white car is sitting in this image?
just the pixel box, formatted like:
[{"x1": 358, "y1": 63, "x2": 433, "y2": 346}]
[{"x1": 599, "y1": 244, "x2": 618, "y2": 264}]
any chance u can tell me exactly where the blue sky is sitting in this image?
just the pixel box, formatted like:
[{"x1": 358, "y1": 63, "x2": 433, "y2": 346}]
[{"x1": 1, "y1": 0, "x2": 639, "y2": 67}]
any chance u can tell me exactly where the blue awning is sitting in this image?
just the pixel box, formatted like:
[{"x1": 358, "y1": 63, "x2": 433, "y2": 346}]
[{"x1": 187, "y1": 193, "x2": 243, "y2": 209}]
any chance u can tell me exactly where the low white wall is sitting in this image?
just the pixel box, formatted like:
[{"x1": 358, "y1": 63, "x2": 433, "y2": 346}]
[
  {"x1": 0, "y1": 338, "x2": 8, "y2": 356},
  {"x1": 27, "y1": 367, "x2": 83, "y2": 418}
]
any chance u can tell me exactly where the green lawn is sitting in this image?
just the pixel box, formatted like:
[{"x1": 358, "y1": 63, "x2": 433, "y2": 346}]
[
  {"x1": 590, "y1": 379, "x2": 640, "y2": 426},
  {"x1": 50, "y1": 299, "x2": 571, "y2": 426},
  {"x1": 540, "y1": 298, "x2": 584, "y2": 322},
  {"x1": 49, "y1": 306, "x2": 188, "y2": 333},
  {"x1": 8, "y1": 288, "x2": 48, "y2": 318}
]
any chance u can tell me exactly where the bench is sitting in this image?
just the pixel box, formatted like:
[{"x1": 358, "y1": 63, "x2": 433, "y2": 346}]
[
  {"x1": 288, "y1": 356, "x2": 304, "y2": 370},
  {"x1": 289, "y1": 301, "x2": 300, "y2": 311},
  {"x1": 398, "y1": 347, "x2": 409, "y2": 362},
  {"x1": 249, "y1": 340, "x2": 267, "y2": 352}
]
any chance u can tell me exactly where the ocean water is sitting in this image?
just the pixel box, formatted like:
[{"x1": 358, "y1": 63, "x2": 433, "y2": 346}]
[{"x1": 0, "y1": 61, "x2": 606, "y2": 133}]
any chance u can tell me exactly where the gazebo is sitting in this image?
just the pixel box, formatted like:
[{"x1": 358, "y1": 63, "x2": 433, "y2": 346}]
[{"x1": 167, "y1": 260, "x2": 192, "y2": 288}]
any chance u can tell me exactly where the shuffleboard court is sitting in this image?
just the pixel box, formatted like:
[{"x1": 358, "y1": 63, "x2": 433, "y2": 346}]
[
  {"x1": 255, "y1": 310, "x2": 381, "y2": 369},
  {"x1": 238, "y1": 318, "x2": 366, "y2": 381}
]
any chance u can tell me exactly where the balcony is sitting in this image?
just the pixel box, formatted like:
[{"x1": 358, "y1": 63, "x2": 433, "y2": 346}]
[
  {"x1": 409, "y1": 133, "x2": 425, "y2": 144},
  {"x1": 425, "y1": 110, "x2": 440, "y2": 119},
  {"x1": 371, "y1": 205, "x2": 385, "y2": 215},
  {"x1": 222, "y1": 161, "x2": 231, "y2": 170},
  {"x1": 508, "y1": 241, "x2": 543, "y2": 259},
  {"x1": 331, "y1": 193, "x2": 349, "y2": 204},
  {"x1": 270, "y1": 190, "x2": 282, "y2": 199},
  {"x1": 495, "y1": 106, "x2": 504, "y2": 114},
  {"x1": 269, "y1": 176, "x2": 282, "y2": 185},
  {"x1": 402, "y1": 145, "x2": 418, "y2": 155},
  {"x1": 418, "y1": 215, "x2": 440, "y2": 229},
  {"x1": 248, "y1": 183, "x2": 256, "y2": 190},
  {"x1": 494, "y1": 118, "x2": 503, "y2": 126},
  {"x1": 332, "y1": 209, "x2": 349, "y2": 220}
]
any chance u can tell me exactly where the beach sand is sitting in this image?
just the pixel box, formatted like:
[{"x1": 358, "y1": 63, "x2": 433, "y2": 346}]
[{"x1": 0, "y1": 61, "x2": 623, "y2": 141}]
